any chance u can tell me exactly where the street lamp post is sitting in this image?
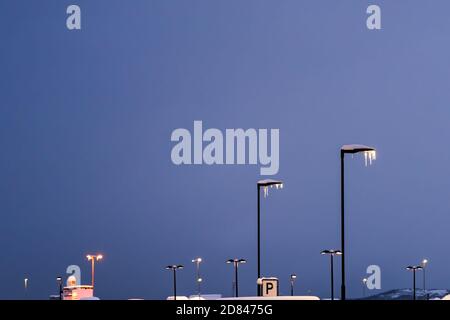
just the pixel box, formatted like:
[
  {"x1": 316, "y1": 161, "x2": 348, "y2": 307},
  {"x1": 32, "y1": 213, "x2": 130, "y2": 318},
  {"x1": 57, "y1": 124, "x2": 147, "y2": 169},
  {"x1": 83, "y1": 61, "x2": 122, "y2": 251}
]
[
  {"x1": 406, "y1": 265, "x2": 423, "y2": 300},
  {"x1": 227, "y1": 259, "x2": 246, "y2": 297},
  {"x1": 166, "y1": 265, "x2": 184, "y2": 300},
  {"x1": 192, "y1": 258, "x2": 203, "y2": 299},
  {"x1": 362, "y1": 278, "x2": 368, "y2": 298},
  {"x1": 321, "y1": 249, "x2": 342, "y2": 300},
  {"x1": 421, "y1": 259, "x2": 428, "y2": 298},
  {"x1": 290, "y1": 274, "x2": 297, "y2": 296},
  {"x1": 56, "y1": 277, "x2": 63, "y2": 300},
  {"x1": 257, "y1": 179, "x2": 283, "y2": 296},
  {"x1": 192, "y1": 258, "x2": 203, "y2": 298},
  {"x1": 340, "y1": 145, "x2": 376, "y2": 300},
  {"x1": 86, "y1": 254, "x2": 103, "y2": 294}
]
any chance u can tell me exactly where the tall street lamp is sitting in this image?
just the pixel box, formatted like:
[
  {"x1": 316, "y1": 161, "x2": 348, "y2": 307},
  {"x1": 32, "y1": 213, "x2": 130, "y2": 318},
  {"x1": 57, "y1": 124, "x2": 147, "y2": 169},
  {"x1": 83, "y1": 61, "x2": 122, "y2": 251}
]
[
  {"x1": 227, "y1": 259, "x2": 246, "y2": 297},
  {"x1": 192, "y1": 257, "x2": 203, "y2": 298},
  {"x1": 340, "y1": 144, "x2": 376, "y2": 300},
  {"x1": 56, "y1": 277, "x2": 63, "y2": 300},
  {"x1": 290, "y1": 274, "x2": 297, "y2": 296},
  {"x1": 166, "y1": 265, "x2": 184, "y2": 300},
  {"x1": 406, "y1": 265, "x2": 423, "y2": 300},
  {"x1": 86, "y1": 254, "x2": 103, "y2": 293},
  {"x1": 362, "y1": 278, "x2": 368, "y2": 298},
  {"x1": 321, "y1": 249, "x2": 342, "y2": 300},
  {"x1": 257, "y1": 179, "x2": 283, "y2": 296},
  {"x1": 421, "y1": 259, "x2": 428, "y2": 297}
]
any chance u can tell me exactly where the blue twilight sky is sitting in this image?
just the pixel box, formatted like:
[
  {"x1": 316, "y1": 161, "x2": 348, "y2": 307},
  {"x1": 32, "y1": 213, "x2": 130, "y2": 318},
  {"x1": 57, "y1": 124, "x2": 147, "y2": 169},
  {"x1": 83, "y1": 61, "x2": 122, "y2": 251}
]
[{"x1": 1, "y1": 0, "x2": 450, "y2": 299}]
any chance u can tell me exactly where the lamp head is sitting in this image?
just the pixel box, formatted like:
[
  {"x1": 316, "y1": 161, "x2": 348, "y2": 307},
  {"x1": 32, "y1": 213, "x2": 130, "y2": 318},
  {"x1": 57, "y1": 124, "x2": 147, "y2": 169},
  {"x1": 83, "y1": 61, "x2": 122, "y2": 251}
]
[
  {"x1": 165, "y1": 264, "x2": 183, "y2": 270},
  {"x1": 87, "y1": 254, "x2": 103, "y2": 261},
  {"x1": 406, "y1": 265, "x2": 423, "y2": 271},
  {"x1": 227, "y1": 258, "x2": 246, "y2": 264},
  {"x1": 258, "y1": 179, "x2": 284, "y2": 197},
  {"x1": 341, "y1": 144, "x2": 376, "y2": 154},
  {"x1": 341, "y1": 144, "x2": 376, "y2": 166},
  {"x1": 321, "y1": 249, "x2": 342, "y2": 256},
  {"x1": 258, "y1": 179, "x2": 283, "y2": 187}
]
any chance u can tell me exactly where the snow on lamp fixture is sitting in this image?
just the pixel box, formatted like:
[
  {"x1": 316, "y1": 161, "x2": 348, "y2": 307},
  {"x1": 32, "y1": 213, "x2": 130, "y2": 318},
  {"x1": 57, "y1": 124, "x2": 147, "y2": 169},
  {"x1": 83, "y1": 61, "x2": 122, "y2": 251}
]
[
  {"x1": 258, "y1": 179, "x2": 283, "y2": 198},
  {"x1": 341, "y1": 144, "x2": 377, "y2": 166},
  {"x1": 364, "y1": 150, "x2": 376, "y2": 166}
]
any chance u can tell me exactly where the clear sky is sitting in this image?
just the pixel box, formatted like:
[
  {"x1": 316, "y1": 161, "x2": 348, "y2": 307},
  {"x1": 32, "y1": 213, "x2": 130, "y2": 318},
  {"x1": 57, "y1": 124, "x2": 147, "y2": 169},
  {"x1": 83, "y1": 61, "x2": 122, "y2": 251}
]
[{"x1": 1, "y1": 0, "x2": 450, "y2": 299}]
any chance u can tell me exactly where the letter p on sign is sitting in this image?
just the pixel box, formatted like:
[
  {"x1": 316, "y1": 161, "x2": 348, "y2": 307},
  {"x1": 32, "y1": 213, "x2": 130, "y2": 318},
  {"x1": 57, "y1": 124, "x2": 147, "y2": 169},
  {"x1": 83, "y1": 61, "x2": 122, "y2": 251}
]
[{"x1": 260, "y1": 278, "x2": 279, "y2": 297}]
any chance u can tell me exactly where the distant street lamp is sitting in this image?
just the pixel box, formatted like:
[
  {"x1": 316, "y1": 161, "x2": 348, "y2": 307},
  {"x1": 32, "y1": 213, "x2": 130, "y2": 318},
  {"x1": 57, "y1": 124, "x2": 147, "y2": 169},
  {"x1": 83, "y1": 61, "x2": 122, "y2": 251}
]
[
  {"x1": 340, "y1": 144, "x2": 376, "y2": 300},
  {"x1": 56, "y1": 277, "x2": 63, "y2": 300},
  {"x1": 257, "y1": 179, "x2": 283, "y2": 296},
  {"x1": 290, "y1": 274, "x2": 297, "y2": 296},
  {"x1": 192, "y1": 258, "x2": 203, "y2": 298},
  {"x1": 362, "y1": 278, "x2": 368, "y2": 298},
  {"x1": 321, "y1": 249, "x2": 342, "y2": 300},
  {"x1": 86, "y1": 254, "x2": 103, "y2": 292},
  {"x1": 406, "y1": 265, "x2": 423, "y2": 300},
  {"x1": 24, "y1": 277, "x2": 29, "y2": 299},
  {"x1": 227, "y1": 259, "x2": 246, "y2": 297},
  {"x1": 421, "y1": 259, "x2": 428, "y2": 296},
  {"x1": 166, "y1": 265, "x2": 184, "y2": 300}
]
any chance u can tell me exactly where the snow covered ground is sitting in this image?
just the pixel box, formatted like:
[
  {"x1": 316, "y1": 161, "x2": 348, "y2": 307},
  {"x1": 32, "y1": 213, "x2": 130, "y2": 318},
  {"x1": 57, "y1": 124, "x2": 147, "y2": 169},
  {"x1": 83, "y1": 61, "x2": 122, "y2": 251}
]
[{"x1": 360, "y1": 289, "x2": 450, "y2": 300}]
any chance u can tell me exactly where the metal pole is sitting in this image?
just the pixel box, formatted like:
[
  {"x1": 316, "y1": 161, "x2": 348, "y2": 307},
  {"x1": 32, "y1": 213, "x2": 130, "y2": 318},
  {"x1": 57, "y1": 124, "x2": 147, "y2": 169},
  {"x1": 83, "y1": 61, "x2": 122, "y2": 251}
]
[
  {"x1": 257, "y1": 185, "x2": 261, "y2": 296},
  {"x1": 235, "y1": 262, "x2": 239, "y2": 297},
  {"x1": 197, "y1": 263, "x2": 201, "y2": 298},
  {"x1": 173, "y1": 269, "x2": 177, "y2": 301},
  {"x1": 423, "y1": 267, "x2": 426, "y2": 294},
  {"x1": 413, "y1": 270, "x2": 416, "y2": 301},
  {"x1": 340, "y1": 151, "x2": 346, "y2": 300},
  {"x1": 91, "y1": 259, "x2": 95, "y2": 288},
  {"x1": 331, "y1": 255, "x2": 334, "y2": 300},
  {"x1": 290, "y1": 280, "x2": 294, "y2": 296}
]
